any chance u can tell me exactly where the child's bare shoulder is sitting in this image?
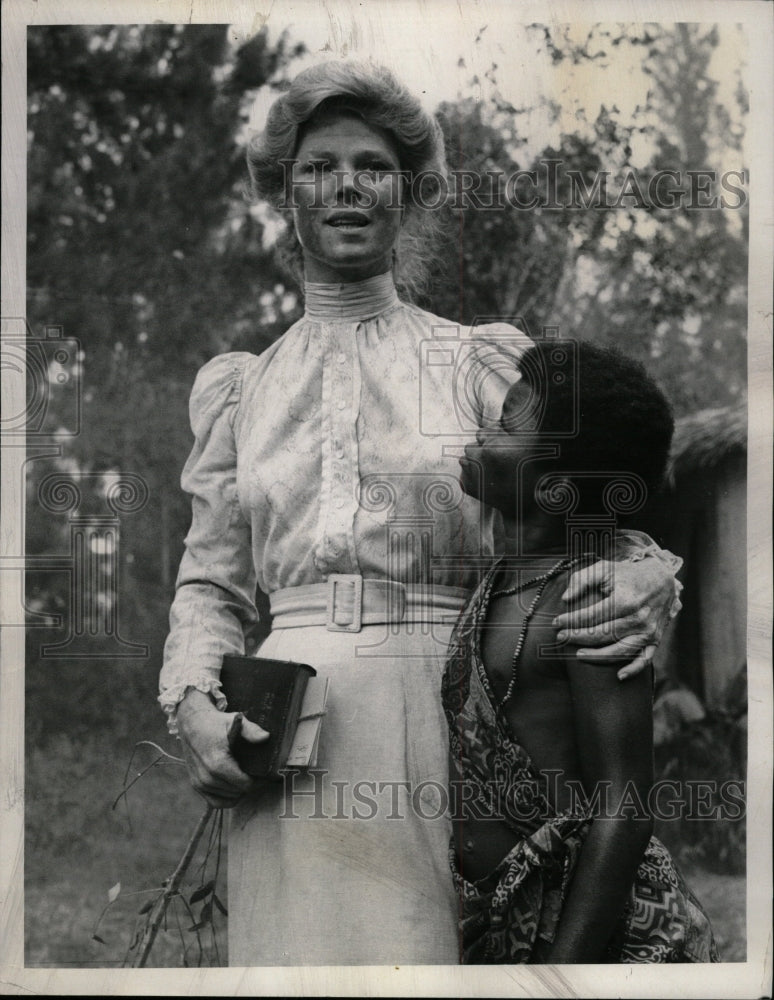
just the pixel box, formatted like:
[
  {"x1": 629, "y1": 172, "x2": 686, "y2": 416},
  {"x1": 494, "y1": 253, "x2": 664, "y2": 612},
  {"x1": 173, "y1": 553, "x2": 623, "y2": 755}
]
[{"x1": 481, "y1": 569, "x2": 573, "y2": 701}]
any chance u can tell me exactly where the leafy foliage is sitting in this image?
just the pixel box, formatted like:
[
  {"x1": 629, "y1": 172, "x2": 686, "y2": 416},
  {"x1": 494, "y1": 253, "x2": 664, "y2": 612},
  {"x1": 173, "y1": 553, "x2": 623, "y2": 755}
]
[
  {"x1": 26, "y1": 25, "x2": 302, "y2": 615},
  {"x1": 88, "y1": 746, "x2": 226, "y2": 967},
  {"x1": 433, "y1": 24, "x2": 747, "y2": 415},
  {"x1": 25, "y1": 23, "x2": 747, "y2": 641},
  {"x1": 653, "y1": 666, "x2": 747, "y2": 875},
  {"x1": 24, "y1": 22, "x2": 748, "y2": 967}
]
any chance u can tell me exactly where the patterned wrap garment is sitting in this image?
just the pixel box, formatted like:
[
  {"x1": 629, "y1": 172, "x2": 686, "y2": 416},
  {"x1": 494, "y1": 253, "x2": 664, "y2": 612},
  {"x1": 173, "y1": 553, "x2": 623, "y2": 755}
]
[
  {"x1": 159, "y1": 273, "x2": 685, "y2": 965},
  {"x1": 442, "y1": 561, "x2": 720, "y2": 964}
]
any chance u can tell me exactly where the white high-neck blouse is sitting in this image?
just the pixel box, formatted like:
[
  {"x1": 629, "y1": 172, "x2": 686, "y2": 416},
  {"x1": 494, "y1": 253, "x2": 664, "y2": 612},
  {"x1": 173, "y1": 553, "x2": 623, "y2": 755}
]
[{"x1": 159, "y1": 272, "x2": 531, "y2": 726}]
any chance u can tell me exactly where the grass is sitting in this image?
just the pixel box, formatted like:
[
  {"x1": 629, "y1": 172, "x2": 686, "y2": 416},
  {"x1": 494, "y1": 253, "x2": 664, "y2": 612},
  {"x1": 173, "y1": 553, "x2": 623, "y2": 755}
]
[
  {"x1": 24, "y1": 730, "x2": 747, "y2": 968},
  {"x1": 25, "y1": 725, "x2": 228, "y2": 968},
  {"x1": 23, "y1": 648, "x2": 747, "y2": 968},
  {"x1": 682, "y1": 866, "x2": 746, "y2": 963}
]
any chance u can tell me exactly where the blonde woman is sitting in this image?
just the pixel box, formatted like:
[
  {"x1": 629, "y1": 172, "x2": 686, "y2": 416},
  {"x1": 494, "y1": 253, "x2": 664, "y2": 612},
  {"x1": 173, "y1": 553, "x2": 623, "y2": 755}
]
[{"x1": 159, "y1": 61, "x2": 681, "y2": 965}]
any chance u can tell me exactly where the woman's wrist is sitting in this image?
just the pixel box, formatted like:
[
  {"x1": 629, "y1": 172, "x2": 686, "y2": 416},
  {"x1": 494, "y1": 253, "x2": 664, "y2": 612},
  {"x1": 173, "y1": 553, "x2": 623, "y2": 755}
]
[
  {"x1": 614, "y1": 530, "x2": 683, "y2": 570},
  {"x1": 160, "y1": 675, "x2": 228, "y2": 735},
  {"x1": 614, "y1": 531, "x2": 684, "y2": 620},
  {"x1": 633, "y1": 550, "x2": 683, "y2": 620},
  {"x1": 176, "y1": 687, "x2": 220, "y2": 733}
]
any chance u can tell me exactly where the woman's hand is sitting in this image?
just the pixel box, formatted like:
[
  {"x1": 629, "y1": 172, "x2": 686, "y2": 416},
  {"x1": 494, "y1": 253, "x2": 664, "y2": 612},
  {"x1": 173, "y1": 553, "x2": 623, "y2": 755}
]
[
  {"x1": 553, "y1": 556, "x2": 679, "y2": 680},
  {"x1": 176, "y1": 689, "x2": 269, "y2": 809}
]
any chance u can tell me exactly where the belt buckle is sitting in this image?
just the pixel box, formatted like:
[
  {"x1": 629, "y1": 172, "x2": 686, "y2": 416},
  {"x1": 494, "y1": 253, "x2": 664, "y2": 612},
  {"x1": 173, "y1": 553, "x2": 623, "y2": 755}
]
[{"x1": 326, "y1": 574, "x2": 363, "y2": 632}]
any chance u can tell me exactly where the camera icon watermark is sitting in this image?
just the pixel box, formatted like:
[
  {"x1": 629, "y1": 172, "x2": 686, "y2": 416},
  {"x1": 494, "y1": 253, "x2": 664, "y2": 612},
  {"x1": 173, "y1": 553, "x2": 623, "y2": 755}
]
[
  {"x1": 1, "y1": 318, "x2": 81, "y2": 437},
  {"x1": 2, "y1": 316, "x2": 148, "y2": 657},
  {"x1": 418, "y1": 322, "x2": 578, "y2": 438}
]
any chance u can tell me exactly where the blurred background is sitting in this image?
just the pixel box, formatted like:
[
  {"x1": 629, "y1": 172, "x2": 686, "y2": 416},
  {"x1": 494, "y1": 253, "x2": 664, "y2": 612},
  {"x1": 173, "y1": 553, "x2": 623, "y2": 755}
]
[{"x1": 24, "y1": 16, "x2": 747, "y2": 966}]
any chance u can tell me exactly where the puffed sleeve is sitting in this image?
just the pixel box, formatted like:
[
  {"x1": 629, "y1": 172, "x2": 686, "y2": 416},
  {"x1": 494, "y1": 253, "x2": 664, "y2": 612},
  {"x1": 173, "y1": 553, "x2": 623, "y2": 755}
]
[
  {"x1": 158, "y1": 352, "x2": 258, "y2": 733},
  {"x1": 465, "y1": 321, "x2": 533, "y2": 426}
]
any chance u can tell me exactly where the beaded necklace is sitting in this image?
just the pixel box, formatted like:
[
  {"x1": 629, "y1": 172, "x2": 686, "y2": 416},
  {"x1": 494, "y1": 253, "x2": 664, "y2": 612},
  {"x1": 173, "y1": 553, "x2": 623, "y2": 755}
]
[{"x1": 490, "y1": 554, "x2": 590, "y2": 708}]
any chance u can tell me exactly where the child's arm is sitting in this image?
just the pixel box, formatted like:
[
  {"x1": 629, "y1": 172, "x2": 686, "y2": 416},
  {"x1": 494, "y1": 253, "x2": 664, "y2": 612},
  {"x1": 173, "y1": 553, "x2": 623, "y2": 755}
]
[{"x1": 544, "y1": 655, "x2": 654, "y2": 964}]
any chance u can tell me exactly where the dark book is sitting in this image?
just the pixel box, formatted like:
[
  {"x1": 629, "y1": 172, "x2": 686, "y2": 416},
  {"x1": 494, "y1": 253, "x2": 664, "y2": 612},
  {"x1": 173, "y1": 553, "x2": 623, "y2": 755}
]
[{"x1": 220, "y1": 655, "x2": 317, "y2": 780}]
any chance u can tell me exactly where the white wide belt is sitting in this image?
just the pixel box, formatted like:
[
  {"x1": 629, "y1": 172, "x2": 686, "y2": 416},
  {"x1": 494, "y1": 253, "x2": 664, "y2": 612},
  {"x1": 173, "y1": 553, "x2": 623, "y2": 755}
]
[{"x1": 269, "y1": 574, "x2": 469, "y2": 632}]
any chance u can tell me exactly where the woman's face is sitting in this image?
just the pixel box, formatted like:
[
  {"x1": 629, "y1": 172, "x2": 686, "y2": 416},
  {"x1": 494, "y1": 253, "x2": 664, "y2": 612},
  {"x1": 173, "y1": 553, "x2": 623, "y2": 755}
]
[{"x1": 290, "y1": 113, "x2": 405, "y2": 283}]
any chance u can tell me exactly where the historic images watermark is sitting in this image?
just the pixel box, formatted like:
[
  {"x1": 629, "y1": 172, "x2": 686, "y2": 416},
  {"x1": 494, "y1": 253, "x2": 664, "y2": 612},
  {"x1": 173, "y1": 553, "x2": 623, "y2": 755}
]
[
  {"x1": 277, "y1": 769, "x2": 746, "y2": 822},
  {"x1": 278, "y1": 160, "x2": 749, "y2": 211}
]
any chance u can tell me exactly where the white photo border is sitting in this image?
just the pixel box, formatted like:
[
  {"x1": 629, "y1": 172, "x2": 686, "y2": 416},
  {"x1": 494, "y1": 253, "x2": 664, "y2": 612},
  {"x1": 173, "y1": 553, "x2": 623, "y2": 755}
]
[{"x1": 2, "y1": 1, "x2": 771, "y2": 996}]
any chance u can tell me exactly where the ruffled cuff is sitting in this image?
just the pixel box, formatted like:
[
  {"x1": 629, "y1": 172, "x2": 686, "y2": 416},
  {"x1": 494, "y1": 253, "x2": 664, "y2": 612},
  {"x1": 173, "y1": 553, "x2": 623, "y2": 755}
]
[
  {"x1": 614, "y1": 530, "x2": 684, "y2": 619},
  {"x1": 158, "y1": 675, "x2": 228, "y2": 736}
]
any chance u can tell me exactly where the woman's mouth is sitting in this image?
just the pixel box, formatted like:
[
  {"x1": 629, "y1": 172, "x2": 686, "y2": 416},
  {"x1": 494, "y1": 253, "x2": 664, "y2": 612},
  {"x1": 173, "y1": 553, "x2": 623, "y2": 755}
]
[{"x1": 326, "y1": 212, "x2": 369, "y2": 228}]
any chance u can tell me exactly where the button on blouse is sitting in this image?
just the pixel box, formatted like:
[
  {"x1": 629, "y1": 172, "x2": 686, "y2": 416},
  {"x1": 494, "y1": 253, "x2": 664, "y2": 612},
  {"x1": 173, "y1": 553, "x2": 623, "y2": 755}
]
[{"x1": 159, "y1": 273, "x2": 531, "y2": 728}]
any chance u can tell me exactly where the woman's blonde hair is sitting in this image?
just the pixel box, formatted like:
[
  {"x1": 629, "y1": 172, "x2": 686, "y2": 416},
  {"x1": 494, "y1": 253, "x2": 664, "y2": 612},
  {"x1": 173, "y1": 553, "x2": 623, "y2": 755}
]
[{"x1": 246, "y1": 60, "x2": 450, "y2": 301}]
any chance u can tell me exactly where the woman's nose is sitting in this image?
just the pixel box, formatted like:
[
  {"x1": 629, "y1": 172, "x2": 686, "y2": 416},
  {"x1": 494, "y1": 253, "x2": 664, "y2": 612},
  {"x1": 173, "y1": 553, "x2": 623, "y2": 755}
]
[{"x1": 336, "y1": 168, "x2": 359, "y2": 202}]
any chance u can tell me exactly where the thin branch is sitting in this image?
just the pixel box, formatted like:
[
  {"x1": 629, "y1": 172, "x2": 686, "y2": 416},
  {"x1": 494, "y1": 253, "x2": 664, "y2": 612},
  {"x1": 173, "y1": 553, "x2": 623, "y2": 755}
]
[
  {"x1": 112, "y1": 754, "x2": 165, "y2": 812},
  {"x1": 113, "y1": 741, "x2": 185, "y2": 812},
  {"x1": 194, "y1": 805, "x2": 220, "y2": 882},
  {"x1": 171, "y1": 892, "x2": 188, "y2": 965},
  {"x1": 176, "y1": 892, "x2": 207, "y2": 967},
  {"x1": 131, "y1": 805, "x2": 214, "y2": 968}
]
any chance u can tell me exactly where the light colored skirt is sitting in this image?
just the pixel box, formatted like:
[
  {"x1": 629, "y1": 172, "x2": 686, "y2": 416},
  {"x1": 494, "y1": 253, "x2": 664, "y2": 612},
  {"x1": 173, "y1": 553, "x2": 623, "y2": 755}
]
[{"x1": 227, "y1": 620, "x2": 460, "y2": 965}]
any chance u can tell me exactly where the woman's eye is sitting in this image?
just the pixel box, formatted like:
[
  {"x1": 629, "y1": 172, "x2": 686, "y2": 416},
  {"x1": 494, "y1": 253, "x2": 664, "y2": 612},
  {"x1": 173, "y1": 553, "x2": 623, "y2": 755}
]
[
  {"x1": 300, "y1": 159, "x2": 331, "y2": 175},
  {"x1": 361, "y1": 161, "x2": 394, "y2": 176}
]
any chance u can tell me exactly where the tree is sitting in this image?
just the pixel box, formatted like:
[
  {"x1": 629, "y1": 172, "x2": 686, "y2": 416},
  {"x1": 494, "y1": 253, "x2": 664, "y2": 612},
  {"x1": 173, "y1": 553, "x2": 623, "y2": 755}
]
[
  {"x1": 25, "y1": 24, "x2": 302, "y2": 736},
  {"x1": 430, "y1": 24, "x2": 747, "y2": 416},
  {"x1": 25, "y1": 21, "x2": 747, "y2": 728}
]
